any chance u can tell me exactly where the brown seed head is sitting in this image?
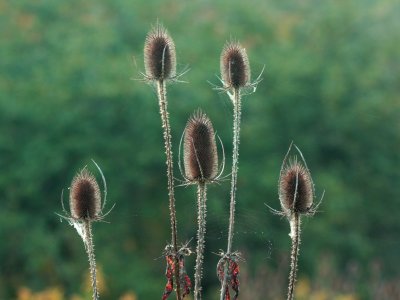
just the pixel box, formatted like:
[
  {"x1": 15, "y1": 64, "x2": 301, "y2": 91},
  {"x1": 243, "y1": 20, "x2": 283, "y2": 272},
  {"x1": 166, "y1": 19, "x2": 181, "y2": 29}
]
[
  {"x1": 279, "y1": 158, "x2": 314, "y2": 214},
  {"x1": 144, "y1": 24, "x2": 176, "y2": 81},
  {"x1": 69, "y1": 168, "x2": 101, "y2": 220},
  {"x1": 184, "y1": 111, "x2": 218, "y2": 182},
  {"x1": 220, "y1": 42, "x2": 250, "y2": 89}
]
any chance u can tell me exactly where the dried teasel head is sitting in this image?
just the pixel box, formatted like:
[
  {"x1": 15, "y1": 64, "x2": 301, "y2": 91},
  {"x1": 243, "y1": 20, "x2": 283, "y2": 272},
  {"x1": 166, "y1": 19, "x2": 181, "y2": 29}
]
[
  {"x1": 220, "y1": 42, "x2": 250, "y2": 89},
  {"x1": 183, "y1": 111, "x2": 218, "y2": 183},
  {"x1": 144, "y1": 24, "x2": 176, "y2": 81},
  {"x1": 69, "y1": 167, "x2": 101, "y2": 220},
  {"x1": 279, "y1": 157, "x2": 314, "y2": 214}
]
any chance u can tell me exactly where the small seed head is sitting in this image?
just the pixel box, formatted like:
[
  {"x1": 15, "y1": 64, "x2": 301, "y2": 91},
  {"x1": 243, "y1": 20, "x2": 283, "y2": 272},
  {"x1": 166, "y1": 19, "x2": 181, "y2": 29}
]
[
  {"x1": 69, "y1": 168, "x2": 101, "y2": 220},
  {"x1": 279, "y1": 158, "x2": 314, "y2": 214},
  {"x1": 220, "y1": 42, "x2": 250, "y2": 89},
  {"x1": 144, "y1": 24, "x2": 176, "y2": 81},
  {"x1": 184, "y1": 111, "x2": 218, "y2": 182}
]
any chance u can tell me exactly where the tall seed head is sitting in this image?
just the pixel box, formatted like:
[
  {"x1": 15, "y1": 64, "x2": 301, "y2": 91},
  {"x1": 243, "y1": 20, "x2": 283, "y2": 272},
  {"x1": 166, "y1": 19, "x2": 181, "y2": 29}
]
[
  {"x1": 144, "y1": 24, "x2": 176, "y2": 81},
  {"x1": 220, "y1": 42, "x2": 250, "y2": 89},
  {"x1": 184, "y1": 111, "x2": 218, "y2": 182},
  {"x1": 279, "y1": 158, "x2": 314, "y2": 214},
  {"x1": 69, "y1": 168, "x2": 101, "y2": 220}
]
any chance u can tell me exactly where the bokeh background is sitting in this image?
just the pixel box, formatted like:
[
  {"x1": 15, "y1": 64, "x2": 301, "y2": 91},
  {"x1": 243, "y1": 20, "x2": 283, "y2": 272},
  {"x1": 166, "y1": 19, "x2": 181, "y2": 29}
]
[{"x1": 1, "y1": 0, "x2": 399, "y2": 299}]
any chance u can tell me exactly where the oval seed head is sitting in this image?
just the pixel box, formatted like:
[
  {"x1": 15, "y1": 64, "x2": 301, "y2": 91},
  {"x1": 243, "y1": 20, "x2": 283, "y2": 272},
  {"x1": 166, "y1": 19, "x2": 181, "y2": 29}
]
[
  {"x1": 184, "y1": 111, "x2": 218, "y2": 182},
  {"x1": 69, "y1": 168, "x2": 101, "y2": 220},
  {"x1": 279, "y1": 159, "x2": 314, "y2": 214},
  {"x1": 220, "y1": 42, "x2": 250, "y2": 89},
  {"x1": 144, "y1": 24, "x2": 176, "y2": 81}
]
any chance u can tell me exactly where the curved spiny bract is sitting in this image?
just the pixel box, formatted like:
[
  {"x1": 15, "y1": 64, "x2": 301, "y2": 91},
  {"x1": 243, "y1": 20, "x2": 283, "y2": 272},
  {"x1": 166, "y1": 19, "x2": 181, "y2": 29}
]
[
  {"x1": 220, "y1": 42, "x2": 250, "y2": 90},
  {"x1": 144, "y1": 24, "x2": 176, "y2": 81},
  {"x1": 183, "y1": 111, "x2": 218, "y2": 183}
]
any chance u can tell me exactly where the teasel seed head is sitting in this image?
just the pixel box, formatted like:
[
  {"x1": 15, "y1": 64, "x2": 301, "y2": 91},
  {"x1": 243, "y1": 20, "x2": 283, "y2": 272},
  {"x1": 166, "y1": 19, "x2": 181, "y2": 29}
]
[
  {"x1": 144, "y1": 24, "x2": 176, "y2": 81},
  {"x1": 279, "y1": 158, "x2": 314, "y2": 214},
  {"x1": 183, "y1": 111, "x2": 218, "y2": 182},
  {"x1": 220, "y1": 42, "x2": 250, "y2": 89},
  {"x1": 69, "y1": 167, "x2": 101, "y2": 220}
]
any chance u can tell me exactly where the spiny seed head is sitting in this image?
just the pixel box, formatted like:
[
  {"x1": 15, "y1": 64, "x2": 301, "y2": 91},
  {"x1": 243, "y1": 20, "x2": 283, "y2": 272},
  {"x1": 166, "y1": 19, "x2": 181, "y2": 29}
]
[
  {"x1": 69, "y1": 168, "x2": 101, "y2": 220},
  {"x1": 184, "y1": 111, "x2": 218, "y2": 182},
  {"x1": 144, "y1": 24, "x2": 176, "y2": 81},
  {"x1": 279, "y1": 158, "x2": 314, "y2": 214},
  {"x1": 220, "y1": 42, "x2": 250, "y2": 89}
]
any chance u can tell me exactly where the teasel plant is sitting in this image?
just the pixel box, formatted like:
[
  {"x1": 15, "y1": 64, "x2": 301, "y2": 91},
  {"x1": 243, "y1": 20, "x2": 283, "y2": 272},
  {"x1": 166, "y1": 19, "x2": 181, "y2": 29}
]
[
  {"x1": 143, "y1": 23, "x2": 188, "y2": 300},
  {"x1": 177, "y1": 110, "x2": 226, "y2": 300},
  {"x1": 57, "y1": 160, "x2": 113, "y2": 300},
  {"x1": 267, "y1": 143, "x2": 323, "y2": 300},
  {"x1": 214, "y1": 41, "x2": 262, "y2": 300}
]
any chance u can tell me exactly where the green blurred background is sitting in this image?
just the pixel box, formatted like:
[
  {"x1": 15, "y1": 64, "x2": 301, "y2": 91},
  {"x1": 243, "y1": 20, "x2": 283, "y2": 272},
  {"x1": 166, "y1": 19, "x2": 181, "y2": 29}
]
[{"x1": 0, "y1": 0, "x2": 399, "y2": 299}]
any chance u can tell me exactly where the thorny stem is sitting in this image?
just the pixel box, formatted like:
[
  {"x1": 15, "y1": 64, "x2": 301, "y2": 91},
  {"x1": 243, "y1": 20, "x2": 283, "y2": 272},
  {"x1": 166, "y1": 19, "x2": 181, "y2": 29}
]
[
  {"x1": 157, "y1": 80, "x2": 182, "y2": 300},
  {"x1": 83, "y1": 220, "x2": 99, "y2": 300},
  {"x1": 220, "y1": 88, "x2": 242, "y2": 300},
  {"x1": 227, "y1": 88, "x2": 241, "y2": 254},
  {"x1": 194, "y1": 183, "x2": 207, "y2": 300},
  {"x1": 287, "y1": 213, "x2": 301, "y2": 300}
]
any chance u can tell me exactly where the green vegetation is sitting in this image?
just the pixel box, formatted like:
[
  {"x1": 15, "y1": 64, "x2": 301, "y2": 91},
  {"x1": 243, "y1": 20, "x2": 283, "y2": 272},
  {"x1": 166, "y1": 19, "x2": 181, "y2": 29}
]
[{"x1": 0, "y1": 0, "x2": 399, "y2": 299}]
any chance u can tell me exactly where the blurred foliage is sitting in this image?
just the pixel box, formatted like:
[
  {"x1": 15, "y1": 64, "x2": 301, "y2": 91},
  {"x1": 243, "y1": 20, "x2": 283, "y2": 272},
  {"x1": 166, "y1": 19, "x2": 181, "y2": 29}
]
[{"x1": 0, "y1": 0, "x2": 399, "y2": 299}]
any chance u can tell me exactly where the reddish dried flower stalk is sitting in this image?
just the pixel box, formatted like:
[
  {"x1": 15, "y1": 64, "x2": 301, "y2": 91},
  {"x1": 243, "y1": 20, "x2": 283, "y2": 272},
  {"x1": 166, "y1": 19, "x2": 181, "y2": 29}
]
[
  {"x1": 217, "y1": 253, "x2": 240, "y2": 300},
  {"x1": 162, "y1": 246, "x2": 192, "y2": 300},
  {"x1": 162, "y1": 254, "x2": 175, "y2": 300}
]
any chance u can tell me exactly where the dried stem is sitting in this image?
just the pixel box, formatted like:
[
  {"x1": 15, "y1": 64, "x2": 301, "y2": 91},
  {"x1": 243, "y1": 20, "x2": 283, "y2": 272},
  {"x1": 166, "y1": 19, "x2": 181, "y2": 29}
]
[
  {"x1": 220, "y1": 88, "x2": 242, "y2": 300},
  {"x1": 287, "y1": 213, "x2": 301, "y2": 300},
  {"x1": 156, "y1": 79, "x2": 181, "y2": 300},
  {"x1": 227, "y1": 88, "x2": 241, "y2": 253},
  {"x1": 194, "y1": 182, "x2": 207, "y2": 300},
  {"x1": 83, "y1": 220, "x2": 99, "y2": 300}
]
